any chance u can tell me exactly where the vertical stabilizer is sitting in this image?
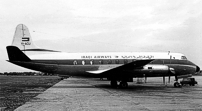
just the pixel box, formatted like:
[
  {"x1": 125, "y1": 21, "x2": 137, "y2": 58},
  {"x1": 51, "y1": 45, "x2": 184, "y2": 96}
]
[{"x1": 12, "y1": 24, "x2": 38, "y2": 50}]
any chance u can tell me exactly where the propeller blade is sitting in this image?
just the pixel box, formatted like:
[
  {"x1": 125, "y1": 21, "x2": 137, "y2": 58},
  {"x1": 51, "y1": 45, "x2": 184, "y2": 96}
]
[
  {"x1": 163, "y1": 76, "x2": 165, "y2": 84},
  {"x1": 168, "y1": 76, "x2": 171, "y2": 83},
  {"x1": 175, "y1": 75, "x2": 178, "y2": 81}
]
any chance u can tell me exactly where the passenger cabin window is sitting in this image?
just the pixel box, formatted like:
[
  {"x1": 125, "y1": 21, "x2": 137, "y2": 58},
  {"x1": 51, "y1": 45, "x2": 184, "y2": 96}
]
[
  {"x1": 119, "y1": 60, "x2": 124, "y2": 64},
  {"x1": 127, "y1": 59, "x2": 132, "y2": 63},
  {"x1": 73, "y1": 60, "x2": 77, "y2": 65},
  {"x1": 124, "y1": 60, "x2": 128, "y2": 64},
  {"x1": 108, "y1": 60, "x2": 112, "y2": 64},
  {"x1": 90, "y1": 60, "x2": 93, "y2": 65},
  {"x1": 103, "y1": 60, "x2": 108, "y2": 64},
  {"x1": 181, "y1": 56, "x2": 187, "y2": 60},
  {"x1": 82, "y1": 60, "x2": 85, "y2": 65},
  {"x1": 115, "y1": 60, "x2": 119, "y2": 64},
  {"x1": 99, "y1": 60, "x2": 103, "y2": 64}
]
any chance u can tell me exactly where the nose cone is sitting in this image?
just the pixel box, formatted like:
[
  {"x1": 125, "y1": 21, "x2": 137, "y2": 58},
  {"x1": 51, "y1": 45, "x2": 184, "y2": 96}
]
[
  {"x1": 196, "y1": 66, "x2": 200, "y2": 72},
  {"x1": 187, "y1": 60, "x2": 200, "y2": 72}
]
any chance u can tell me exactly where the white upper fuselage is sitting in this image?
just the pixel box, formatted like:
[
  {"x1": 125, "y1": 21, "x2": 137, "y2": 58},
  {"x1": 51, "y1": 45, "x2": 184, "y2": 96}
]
[{"x1": 27, "y1": 51, "x2": 186, "y2": 60}]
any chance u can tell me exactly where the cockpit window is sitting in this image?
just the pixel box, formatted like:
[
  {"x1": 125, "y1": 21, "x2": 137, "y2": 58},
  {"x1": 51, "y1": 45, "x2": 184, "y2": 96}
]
[{"x1": 181, "y1": 56, "x2": 187, "y2": 60}]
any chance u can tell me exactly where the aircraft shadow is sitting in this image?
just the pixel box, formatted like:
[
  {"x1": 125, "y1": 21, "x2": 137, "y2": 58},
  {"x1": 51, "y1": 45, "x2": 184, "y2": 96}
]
[{"x1": 94, "y1": 83, "x2": 173, "y2": 91}]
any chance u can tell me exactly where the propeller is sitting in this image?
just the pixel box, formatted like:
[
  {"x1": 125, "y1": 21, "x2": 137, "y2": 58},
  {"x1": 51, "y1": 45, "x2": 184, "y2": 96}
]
[
  {"x1": 168, "y1": 76, "x2": 171, "y2": 83},
  {"x1": 168, "y1": 73, "x2": 171, "y2": 83},
  {"x1": 169, "y1": 67, "x2": 176, "y2": 82},
  {"x1": 143, "y1": 74, "x2": 147, "y2": 83},
  {"x1": 175, "y1": 75, "x2": 178, "y2": 81},
  {"x1": 163, "y1": 76, "x2": 165, "y2": 84},
  {"x1": 145, "y1": 76, "x2": 147, "y2": 83}
]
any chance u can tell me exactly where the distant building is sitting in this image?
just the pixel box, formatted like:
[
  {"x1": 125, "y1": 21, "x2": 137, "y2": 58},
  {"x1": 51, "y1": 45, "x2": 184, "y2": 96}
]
[{"x1": 3, "y1": 72, "x2": 56, "y2": 76}]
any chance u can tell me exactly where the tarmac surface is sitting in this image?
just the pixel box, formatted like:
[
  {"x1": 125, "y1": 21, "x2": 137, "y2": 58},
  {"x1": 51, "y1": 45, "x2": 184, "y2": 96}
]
[{"x1": 15, "y1": 76, "x2": 202, "y2": 111}]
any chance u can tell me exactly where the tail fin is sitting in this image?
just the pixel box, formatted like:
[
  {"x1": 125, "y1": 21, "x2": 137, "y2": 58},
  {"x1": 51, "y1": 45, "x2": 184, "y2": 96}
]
[
  {"x1": 12, "y1": 24, "x2": 38, "y2": 50},
  {"x1": 6, "y1": 46, "x2": 31, "y2": 61},
  {"x1": 11, "y1": 24, "x2": 60, "y2": 53}
]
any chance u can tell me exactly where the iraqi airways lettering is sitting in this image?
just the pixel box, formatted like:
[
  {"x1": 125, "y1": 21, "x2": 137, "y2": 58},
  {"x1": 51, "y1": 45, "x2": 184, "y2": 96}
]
[
  {"x1": 81, "y1": 56, "x2": 112, "y2": 59},
  {"x1": 94, "y1": 56, "x2": 111, "y2": 59},
  {"x1": 121, "y1": 55, "x2": 154, "y2": 59},
  {"x1": 136, "y1": 55, "x2": 154, "y2": 59},
  {"x1": 81, "y1": 55, "x2": 154, "y2": 59},
  {"x1": 81, "y1": 56, "x2": 92, "y2": 59}
]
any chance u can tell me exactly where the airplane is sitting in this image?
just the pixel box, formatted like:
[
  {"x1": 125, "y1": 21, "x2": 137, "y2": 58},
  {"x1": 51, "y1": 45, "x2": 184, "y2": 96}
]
[{"x1": 6, "y1": 24, "x2": 200, "y2": 88}]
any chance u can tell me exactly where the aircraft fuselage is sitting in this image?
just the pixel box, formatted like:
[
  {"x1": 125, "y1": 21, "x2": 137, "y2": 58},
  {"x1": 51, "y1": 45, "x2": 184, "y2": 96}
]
[{"x1": 10, "y1": 58, "x2": 198, "y2": 78}]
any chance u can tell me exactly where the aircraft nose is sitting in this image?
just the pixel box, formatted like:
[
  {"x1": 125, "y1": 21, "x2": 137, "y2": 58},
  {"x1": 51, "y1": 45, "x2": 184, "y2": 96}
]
[{"x1": 196, "y1": 66, "x2": 200, "y2": 72}]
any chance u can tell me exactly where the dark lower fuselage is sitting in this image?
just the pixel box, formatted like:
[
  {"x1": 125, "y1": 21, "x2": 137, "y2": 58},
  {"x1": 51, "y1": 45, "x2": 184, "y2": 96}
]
[{"x1": 9, "y1": 59, "x2": 199, "y2": 78}]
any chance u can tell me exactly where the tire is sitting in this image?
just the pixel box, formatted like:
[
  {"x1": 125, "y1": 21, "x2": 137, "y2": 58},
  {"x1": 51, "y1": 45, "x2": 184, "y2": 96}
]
[
  {"x1": 110, "y1": 80, "x2": 117, "y2": 87},
  {"x1": 174, "y1": 82, "x2": 181, "y2": 88},
  {"x1": 119, "y1": 82, "x2": 128, "y2": 88}
]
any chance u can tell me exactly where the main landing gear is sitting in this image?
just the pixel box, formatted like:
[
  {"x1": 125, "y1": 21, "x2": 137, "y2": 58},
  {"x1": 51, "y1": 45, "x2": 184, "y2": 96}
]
[
  {"x1": 110, "y1": 80, "x2": 128, "y2": 88},
  {"x1": 110, "y1": 80, "x2": 118, "y2": 87}
]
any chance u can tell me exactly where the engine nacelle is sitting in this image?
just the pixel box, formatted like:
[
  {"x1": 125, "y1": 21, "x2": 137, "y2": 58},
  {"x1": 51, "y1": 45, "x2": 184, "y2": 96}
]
[
  {"x1": 133, "y1": 65, "x2": 170, "y2": 77},
  {"x1": 143, "y1": 64, "x2": 169, "y2": 73}
]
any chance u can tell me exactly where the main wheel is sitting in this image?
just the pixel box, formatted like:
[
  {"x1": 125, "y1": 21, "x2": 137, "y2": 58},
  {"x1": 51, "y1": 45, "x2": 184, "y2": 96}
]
[
  {"x1": 110, "y1": 80, "x2": 117, "y2": 87},
  {"x1": 119, "y1": 81, "x2": 128, "y2": 88}
]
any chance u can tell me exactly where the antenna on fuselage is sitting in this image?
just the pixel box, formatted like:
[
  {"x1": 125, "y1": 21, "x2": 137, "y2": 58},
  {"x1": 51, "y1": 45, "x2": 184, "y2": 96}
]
[{"x1": 168, "y1": 51, "x2": 171, "y2": 83}]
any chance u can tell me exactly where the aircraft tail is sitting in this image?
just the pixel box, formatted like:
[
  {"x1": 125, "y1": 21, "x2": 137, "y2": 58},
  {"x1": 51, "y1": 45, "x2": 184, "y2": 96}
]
[
  {"x1": 6, "y1": 46, "x2": 31, "y2": 61},
  {"x1": 12, "y1": 24, "x2": 38, "y2": 51},
  {"x1": 11, "y1": 24, "x2": 60, "y2": 53}
]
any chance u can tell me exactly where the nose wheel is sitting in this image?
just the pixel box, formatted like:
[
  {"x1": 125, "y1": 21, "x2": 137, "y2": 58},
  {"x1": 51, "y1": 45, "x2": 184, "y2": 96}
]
[
  {"x1": 174, "y1": 81, "x2": 182, "y2": 88},
  {"x1": 173, "y1": 71, "x2": 181, "y2": 88}
]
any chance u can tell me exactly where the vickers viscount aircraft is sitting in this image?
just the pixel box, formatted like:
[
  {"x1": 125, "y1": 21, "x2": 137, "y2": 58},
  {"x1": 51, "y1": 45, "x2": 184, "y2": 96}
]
[{"x1": 6, "y1": 24, "x2": 200, "y2": 88}]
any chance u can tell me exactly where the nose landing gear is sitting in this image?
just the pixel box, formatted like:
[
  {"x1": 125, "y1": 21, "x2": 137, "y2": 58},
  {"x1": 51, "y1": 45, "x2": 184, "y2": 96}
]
[
  {"x1": 174, "y1": 81, "x2": 182, "y2": 88},
  {"x1": 174, "y1": 75, "x2": 182, "y2": 88}
]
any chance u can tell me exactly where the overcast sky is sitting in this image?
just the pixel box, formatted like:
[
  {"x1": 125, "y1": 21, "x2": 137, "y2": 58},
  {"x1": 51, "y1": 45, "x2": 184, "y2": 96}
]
[{"x1": 0, "y1": 0, "x2": 202, "y2": 72}]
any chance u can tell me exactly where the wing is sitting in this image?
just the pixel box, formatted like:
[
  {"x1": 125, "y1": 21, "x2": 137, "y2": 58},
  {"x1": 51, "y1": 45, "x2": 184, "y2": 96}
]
[
  {"x1": 87, "y1": 69, "x2": 112, "y2": 74},
  {"x1": 86, "y1": 59, "x2": 153, "y2": 76}
]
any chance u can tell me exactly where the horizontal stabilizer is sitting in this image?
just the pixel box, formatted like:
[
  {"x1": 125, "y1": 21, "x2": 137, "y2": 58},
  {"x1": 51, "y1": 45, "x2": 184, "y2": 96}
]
[{"x1": 6, "y1": 46, "x2": 31, "y2": 61}]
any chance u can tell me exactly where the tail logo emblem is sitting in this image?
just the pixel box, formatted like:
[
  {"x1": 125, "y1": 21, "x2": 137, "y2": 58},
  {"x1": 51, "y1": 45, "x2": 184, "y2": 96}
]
[
  {"x1": 22, "y1": 37, "x2": 30, "y2": 41},
  {"x1": 21, "y1": 37, "x2": 31, "y2": 45}
]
